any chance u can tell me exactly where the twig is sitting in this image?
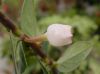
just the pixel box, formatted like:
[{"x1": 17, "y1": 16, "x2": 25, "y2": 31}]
[{"x1": 0, "y1": 11, "x2": 59, "y2": 74}]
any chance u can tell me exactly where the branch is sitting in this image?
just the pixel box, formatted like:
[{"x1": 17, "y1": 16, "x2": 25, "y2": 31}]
[
  {"x1": 0, "y1": 11, "x2": 48, "y2": 61},
  {"x1": 0, "y1": 11, "x2": 59, "y2": 74}
]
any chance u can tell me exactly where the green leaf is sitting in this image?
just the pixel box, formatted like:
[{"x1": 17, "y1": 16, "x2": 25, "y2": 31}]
[
  {"x1": 9, "y1": 33, "x2": 21, "y2": 74},
  {"x1": 20, "y1": 0, "x2": 39, "y2": 36},
  {"x1": 18, "y1": 42, "x2": 28, "y2": 73},
  {"x1": 9, "y1": 33, "x2": 28, "y2": 74},
  {"x1": 89, "y1": 58, "x2": 100, "y2": 74},
  {"x1": 22, "y1": 65, "x2": 34, "y2": 74},
  {"x1": 57, "y1": 41, "x2": 93, "y2": 73}
]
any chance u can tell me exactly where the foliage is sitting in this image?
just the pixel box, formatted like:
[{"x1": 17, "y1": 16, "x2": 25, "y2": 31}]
[
  {"x1": 0, "y1": 0, "x2": 100, "y2": 74},
  {"x1": 57, "y1": 41, "x2": 93, "y2": 73},
  {"x1": 20, "y1": 0, "x2": 39, "y2": 36}
]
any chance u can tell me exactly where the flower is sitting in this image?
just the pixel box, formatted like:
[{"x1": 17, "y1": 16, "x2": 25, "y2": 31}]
[{"x1": 45, "y1": 24, "x2": 73, "y2": 47}]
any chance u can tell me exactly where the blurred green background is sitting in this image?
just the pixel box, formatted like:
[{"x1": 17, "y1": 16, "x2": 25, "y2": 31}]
[{"x1": 0, "y1": 0, "x2": 100, "y2": 74}]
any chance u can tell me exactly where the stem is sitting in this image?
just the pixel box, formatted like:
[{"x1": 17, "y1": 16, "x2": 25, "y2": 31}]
[
  {"x1": 0, "y1": 11, "x2": 59, "y2": 74},
  {"x1": 0, "y1": 11, "x2": 22, "y2": 36},
  {"x1": 24, "y1": 34, "x2": 47, "y2": 44}
]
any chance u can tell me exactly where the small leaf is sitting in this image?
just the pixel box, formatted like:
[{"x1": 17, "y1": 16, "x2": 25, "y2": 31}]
[
  {"x1": 9, "y1": 33, "x2": 21, "y2": 74},
  {"x1": 18, "y1": 42, "x2": 28, "y2": 73},
  {"x1": 20, "y1": 0, "x2": 39, "y2": 36},
  {"x1": 9, "y1": 32, "x2": 28, "y2": 74},
  {"x1": 57, "y1": 41, "x2": 93, "y2": 73}
]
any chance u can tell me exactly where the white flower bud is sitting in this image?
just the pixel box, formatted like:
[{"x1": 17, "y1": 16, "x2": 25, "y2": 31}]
[{"x1": 45, "y1": 24, "x2": 73, "y2": 47}]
